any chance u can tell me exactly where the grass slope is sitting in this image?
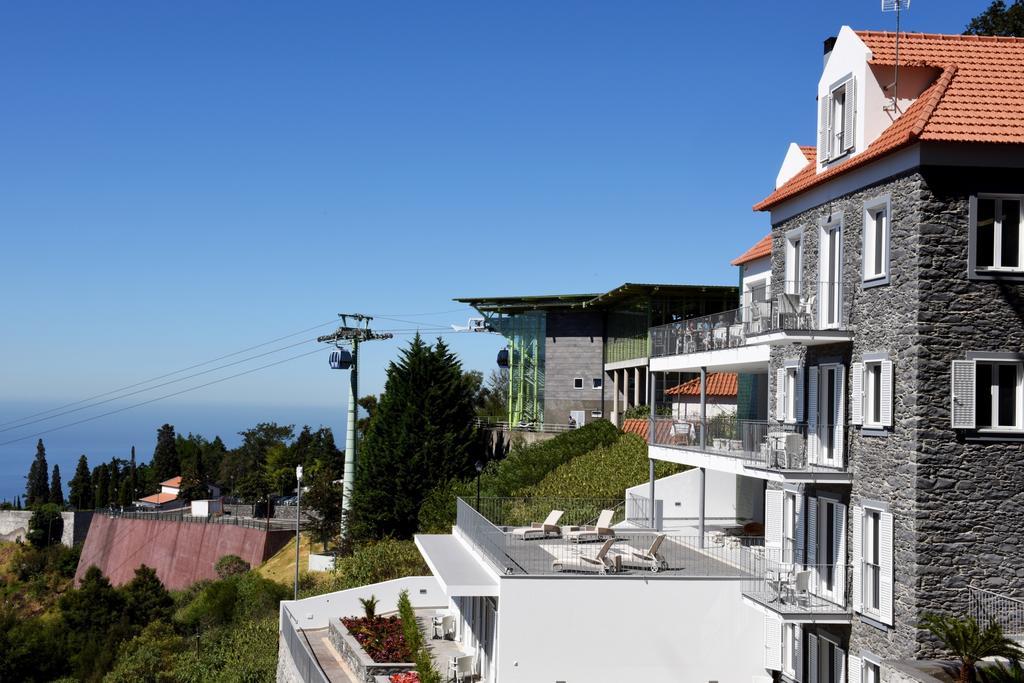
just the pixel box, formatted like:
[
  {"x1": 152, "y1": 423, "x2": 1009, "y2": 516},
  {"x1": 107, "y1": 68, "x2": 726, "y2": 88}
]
[{"x1": 257, "y1": 533, "x2": 312, "y2": 585}]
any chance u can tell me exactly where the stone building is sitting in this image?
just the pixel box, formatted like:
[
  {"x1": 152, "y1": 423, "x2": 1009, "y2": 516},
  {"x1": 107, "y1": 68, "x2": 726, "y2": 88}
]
[{"x1": 648, "y1": 27, "x2": 1024, "y2": 682}]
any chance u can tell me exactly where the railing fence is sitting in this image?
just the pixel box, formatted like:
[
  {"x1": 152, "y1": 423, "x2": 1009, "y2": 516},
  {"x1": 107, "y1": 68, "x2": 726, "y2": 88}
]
[
  {"x1": 969, "y1": 586, "x2": 1024, "y2": 637},
  {"x1": 281, "y1": 606, "x2": 331, "y2": 683}
]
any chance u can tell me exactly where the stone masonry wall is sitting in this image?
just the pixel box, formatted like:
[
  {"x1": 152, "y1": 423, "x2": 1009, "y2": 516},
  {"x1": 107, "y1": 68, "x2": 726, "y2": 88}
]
[
  {"x1": 911, "y1": 165, "x2": 1024, "y2": 652},
  {"x1": 770, "y1": 171, "x2": 925, "y2": 663}
]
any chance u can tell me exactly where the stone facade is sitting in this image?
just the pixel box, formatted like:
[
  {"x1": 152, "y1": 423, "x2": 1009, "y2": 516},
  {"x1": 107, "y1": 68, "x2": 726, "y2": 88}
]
[
  {"x1": 542, "y1": 310, "x2": 605, "y2": 424},
  {"x1": 328, "y1": 619, "x2": 415, "y2": 683},
  {"x1": 765, "y1": 162, "x2": 1024, "y2": 669}
]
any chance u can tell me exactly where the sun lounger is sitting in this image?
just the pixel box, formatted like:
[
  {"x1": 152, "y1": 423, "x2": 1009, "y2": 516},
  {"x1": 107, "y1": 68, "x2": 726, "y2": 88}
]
[
  {"x1": 616, "y1": 534, "x2": 670, "y2": 573},
  {"x1": 551, "y1": 538, "x2": 618, "y2": 574},
  {"x1": 511, "y1": 509, "x2": 564, "y2": 540},
  {"x1": 563, "y1": 509, "x2": 615, "y2": 543}
]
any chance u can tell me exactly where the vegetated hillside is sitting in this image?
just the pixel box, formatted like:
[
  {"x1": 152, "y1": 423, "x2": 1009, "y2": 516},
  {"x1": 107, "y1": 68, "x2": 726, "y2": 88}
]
[
  {"x1": 297, "y1": 538, "x2": 429, "y2": 597},
  {"x1": 417, "y1": 420, "x2": 622, "y2": 532},
  {"x1": 0, "y1": 541, "x2": 79, "y2": 618},
  {"x1": 517, "y1": 433, "x2": 686, "y2": 500}
]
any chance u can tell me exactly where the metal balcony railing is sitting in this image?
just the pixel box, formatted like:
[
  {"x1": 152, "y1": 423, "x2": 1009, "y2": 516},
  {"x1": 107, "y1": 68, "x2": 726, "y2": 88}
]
[
  {"x1": 472, "y1": 417, "x2": 578, "y2": 434},
  {"x1": 648, "y1": 416, "x2": 848, "y2": 472},
  {"x1": 741, "y1": 561, "x2": 853, "y2": 618},
  {"x1": 650, "y1": 280, "x2": 850, "y2": 358},
  {"x1": 969, "y1": 586, "x2": 1024, "y2": 639},
  {"x1": 456, "y1": 497, "x2": 766, "y2": 577}
]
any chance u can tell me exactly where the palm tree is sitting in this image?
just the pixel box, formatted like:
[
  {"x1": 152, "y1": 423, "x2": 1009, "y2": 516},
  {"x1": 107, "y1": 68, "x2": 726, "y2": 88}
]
[
  {"x1": 981, "y1": 661, "x2": 1024, "y2": 683},
  {"x1": 921, "y1": 613, "x2": 1024, "y2": 683}
]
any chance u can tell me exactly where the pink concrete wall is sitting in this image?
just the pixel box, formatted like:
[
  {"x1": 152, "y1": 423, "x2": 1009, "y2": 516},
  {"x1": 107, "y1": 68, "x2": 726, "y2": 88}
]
[{"x1": 75, "y1": 515, "x2": 292, "y2": 589}]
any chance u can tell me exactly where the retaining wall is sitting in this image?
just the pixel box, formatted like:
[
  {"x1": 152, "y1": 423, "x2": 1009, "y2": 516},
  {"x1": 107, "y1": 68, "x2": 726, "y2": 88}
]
[
  {"x1": 0, "y1": 510, "x2": 93, "y2": 547},
  {"x1": 75, "y1": 514, "x2": 292, "y2": 589}
]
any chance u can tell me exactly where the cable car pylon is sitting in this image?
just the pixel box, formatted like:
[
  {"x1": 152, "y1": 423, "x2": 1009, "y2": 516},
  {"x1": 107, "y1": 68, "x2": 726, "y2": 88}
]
[{"x1": 317, "y1": 314, "x2": 393, "y2": 544}]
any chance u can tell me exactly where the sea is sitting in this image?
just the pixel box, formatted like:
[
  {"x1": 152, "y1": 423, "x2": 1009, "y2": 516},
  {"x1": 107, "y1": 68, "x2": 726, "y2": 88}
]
[{"x1": 0, "y1": 400, "x2": 345, "y2": 503}]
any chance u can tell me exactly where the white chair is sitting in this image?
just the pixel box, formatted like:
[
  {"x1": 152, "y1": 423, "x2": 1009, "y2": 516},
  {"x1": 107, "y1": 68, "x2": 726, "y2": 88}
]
[{"x1": 450, "y1": 654, "x2": 474, "y2": 683}]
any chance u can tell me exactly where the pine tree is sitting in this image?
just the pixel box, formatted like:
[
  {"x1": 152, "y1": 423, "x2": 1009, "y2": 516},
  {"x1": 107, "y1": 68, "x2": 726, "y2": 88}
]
[
  {"x1": 93, "y1": 464, "x2": 110, "y2": 509},
  {"x1": 49, "y1": 464, "x2": 64, "y2": 506},
  {"x1": 15, "y1": 496, "x2": 22, "y2": 510},
  {"x1": 118, "y1": 479, "x2": 133, "y2": 508},
  {"x1": 966, "y1": 1, "x2": 1024, "y2": 36},
  {"x1": 25, "y1": 439, "x2": 50, "y2": 507},
  {"x1": 105, "y1": 458, "x2": 120, "y2": 507},
  {"x1": 151, "y1": 424, "x2": 179, "y2": 482},
  {"x1": 68, "y1": 455, "x2": 93, "y2": 510},
  {"x1": 348, "y1": 335, "x2": 481, "y2": 541},
  {"x1": 129, "y1": 446, "x2": 138, "y2": 500}
]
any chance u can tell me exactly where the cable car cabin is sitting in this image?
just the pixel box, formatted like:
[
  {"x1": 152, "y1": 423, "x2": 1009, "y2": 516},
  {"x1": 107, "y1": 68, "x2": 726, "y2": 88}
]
[
  {"x1": 329, "y1": 349, "x2": 353, "y2": 370},
  {"x1": 496, "y1": 348, "x2": 509, "y2": 369}
]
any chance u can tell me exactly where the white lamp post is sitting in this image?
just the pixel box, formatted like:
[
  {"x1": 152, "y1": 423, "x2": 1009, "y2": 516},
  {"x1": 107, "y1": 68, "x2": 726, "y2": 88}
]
[{"x1": 294, "y1": 465, "x2": 303, "y2": 601}]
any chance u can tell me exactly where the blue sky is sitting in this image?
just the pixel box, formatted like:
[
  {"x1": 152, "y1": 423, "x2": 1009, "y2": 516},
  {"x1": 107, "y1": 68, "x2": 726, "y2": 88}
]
[{"x1": 0, "y1": 1, "x2": 984, "y2": 499}]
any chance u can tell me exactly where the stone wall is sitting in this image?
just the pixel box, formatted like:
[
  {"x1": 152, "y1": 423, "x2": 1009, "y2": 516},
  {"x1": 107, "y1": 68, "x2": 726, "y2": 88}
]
[
  {"x1": 0, "y1": 510, "x2": 93, "y2": 547},
  {"x1": 327, "y1": 618, "x2": 414, "y2": 683}
]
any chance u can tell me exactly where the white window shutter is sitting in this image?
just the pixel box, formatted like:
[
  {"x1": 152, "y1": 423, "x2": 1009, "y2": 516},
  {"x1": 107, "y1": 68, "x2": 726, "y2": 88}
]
[
  {"x1": 795, "y1": 366, "x2": 806, "y2": 422},
  {"x1": 806, "y1": 497, "x2": 818, "y2": 567},
  {"x1": 777, "y1": 368, "x2": 787, "y2": 423},
  {"x1": 843, "y1": 78, "x2": 856, "y2": 152},
  {"x1": 836, "y1": 646, "x2": 848, "y2": 683},
  {"x1": 766, "y1": 489, "x2": 784, "y2": 555},
  {"x1": 808, "y1": 633, "x2": 819, "y2": 683},
  {"x1": 849, "y1": 655, "x2": 863, "y2": 683},
  {"x1": 879, "y1": 511, "x2": 894, "y2": 626},
  {"x1": 834, "y1": 502, "x2": 848, "y2": 604},
  {"x1": 852, "y1": 507, "x2": 863, "y2": 613},
  {"x1": 807, "y1": 367, "x2": 819, "y2": 464},
  {"x1": 951, "y1": 360, "x2": 977, "y2": 429},
  {"x1": 794, "y1": 625, "x2": 803, "y2": 683},
  {"x1": 795, "y1": 493, "x2": 806, "y2": 566},
  {"x1": 835, "y1": 367, "x2": 846, "y2": 467},
  {"x1": 880, "y1": 359, "x2": 894, "y2": 427},
  {"x1": 818, "y1": 95, "x2": 830, "y2": 164},
  {"x1": 764, "y1": 614, "x2": 783, "y2": 671},
  {"x1": 850, "y1": 362, "x2": 864, "y2": 426}
]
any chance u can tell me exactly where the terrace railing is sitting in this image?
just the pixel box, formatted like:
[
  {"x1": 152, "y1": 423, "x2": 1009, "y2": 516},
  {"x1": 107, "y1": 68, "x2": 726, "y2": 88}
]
[
  {"x1": 103, "y1": 509, "x2": 295, "y2": 530},
  {"x1": 473, "y1": 417, "x2": 578, "y2": 434},
  {"x1": 280, "y1": 605, "x2": 331, "y2": 683},
  {"x1": 650, "y1": 280, "x2": 849, "y2": 358},
  {"x1": 969, "y1": 586, "x2": 1024, "y2": 639},
  {"x1": 741, "y1": 561, "x2": 853, "y2": 618},
  {"x1": 457, "y1": 497, "x2": 766, "y2": 577}
]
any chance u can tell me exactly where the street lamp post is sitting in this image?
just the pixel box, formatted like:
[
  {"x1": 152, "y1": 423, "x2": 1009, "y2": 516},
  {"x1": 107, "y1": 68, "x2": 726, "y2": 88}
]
[
  {"x1": 294, "y1": 465, "x2": 303, "y2": 601},
  {"x1": 474, "y1": 461, "x2": 484, "y2": 510}
]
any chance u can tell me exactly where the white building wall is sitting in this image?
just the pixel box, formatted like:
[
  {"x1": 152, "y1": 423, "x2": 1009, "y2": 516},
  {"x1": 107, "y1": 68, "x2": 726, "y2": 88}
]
[
  {"x1": 495, "y1": 577, "x2": 764, "y2": 682},
  {"x1": 626, "y1": 469, "x2": 764, "y2": 527}
]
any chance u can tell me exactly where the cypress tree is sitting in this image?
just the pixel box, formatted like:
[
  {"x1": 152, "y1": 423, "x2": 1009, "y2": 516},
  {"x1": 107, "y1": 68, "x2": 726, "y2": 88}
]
[
  {"x1": 25, "y1": 439, "x2": 50, "y2": 507},
  {"x1": 93, "y1": 464, "x2": 110, "y2": 509},
  {"x1": 151, "y1": 424, "x2": 179, "y2": 482},
  {"x1": 129, "y1": 446, "x2": 138, "y2": 500},
  {"x1": 105, "y1": 458, "x2": 120, "y2": 507},
  {"x1": 68, "y1": 455, "x2": 93, "y2": 510},
  {"x1": 49, "y1": 464, "x2": 64, "y2": 506},
  {"x1": 348, "y1": 335, "x2": 480, "y2": 541}
]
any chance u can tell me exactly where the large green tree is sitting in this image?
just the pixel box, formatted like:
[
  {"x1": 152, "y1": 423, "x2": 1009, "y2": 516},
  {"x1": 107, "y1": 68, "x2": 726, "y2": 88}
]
[
  {"x1": 966, "y1": 0, "x2": 1024, "y2": 36},
  {"x1": 347, "y1": 335, "x2": 482, "y2": 541},
  {"x1": 27, "y1": 504, "x2": 64, "y2": 547},
  {"x1": 302, "y1": 461, "x2": 343, "y2": 551},
  {"x1": 68, "y1": 455, "x2": 93, "y2": 510},
  {"x1": 151, "y1": 424, "x2": 179, "y2": 483},
  {"x1": 121, "y1": 565, "x2": 173, "y2": 626},
  {"x1": 49, "y1": 464, "x2": 64, "y2": 506},
  {"x1": 220, "y1": 422, "x2": 293, "y2": 494},
  {"x1": 25, "y1": 439, "x2": 50, "y2": 506},
  {"x1": 176, "y1": 433, "x2": 209, "y2": 501},
  {"x1": 59, "y1": 565, "x2": 127, "y2": 679},
  {"x1": 93, "y1": 463, "x2": 110, "y2": 509}
]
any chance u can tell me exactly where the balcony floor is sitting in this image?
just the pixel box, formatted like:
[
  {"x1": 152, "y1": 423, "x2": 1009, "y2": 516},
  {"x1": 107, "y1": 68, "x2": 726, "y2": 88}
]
[{"x1": 742, "y1": 590, "x2": 852, "y2": 623}]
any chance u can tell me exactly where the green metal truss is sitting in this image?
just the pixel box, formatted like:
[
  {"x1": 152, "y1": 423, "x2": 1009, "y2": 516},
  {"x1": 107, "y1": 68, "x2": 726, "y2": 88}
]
[{"x1": 486, "y1": 311, "x2": 545, "y2": 426}]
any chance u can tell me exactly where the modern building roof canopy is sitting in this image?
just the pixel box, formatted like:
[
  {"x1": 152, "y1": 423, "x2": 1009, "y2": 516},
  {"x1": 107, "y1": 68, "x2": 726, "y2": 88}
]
[{"x1": 456, "y1": 282, "x2": 737, "y2": 313}]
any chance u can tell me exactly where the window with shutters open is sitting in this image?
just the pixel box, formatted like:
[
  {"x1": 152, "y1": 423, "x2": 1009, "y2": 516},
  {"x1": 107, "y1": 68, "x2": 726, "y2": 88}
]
[
  {"x1": 855, "y1": 505, "x2": 894, "y2": 626},
  {"x1": 969, "y1": 195, "x2": 1024, "y2": 277},
  {"x1": 852, "y1": 359, "x2": 893, "y2": 429},
  {"x1": 819, "y1": 76, "x2": 856, "y2": 166},
  {"x1": 951, "y1": 358, "x2": 1024, "y2": 432},
  {"x1": 778, "y1": 365, "x2": 804, "y2": 424}
]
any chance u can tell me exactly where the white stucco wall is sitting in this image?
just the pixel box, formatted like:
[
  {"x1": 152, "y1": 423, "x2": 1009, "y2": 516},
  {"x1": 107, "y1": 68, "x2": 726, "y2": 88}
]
[
  {"x1": 626, "y1": 469, "x2": 764, "y2": 526},
  {"x1": 671, "y1": 396, "x2": 735, "y2": 422},
  {"x1": 495, "y1": 577, "x2": 764, "y2": 682}
]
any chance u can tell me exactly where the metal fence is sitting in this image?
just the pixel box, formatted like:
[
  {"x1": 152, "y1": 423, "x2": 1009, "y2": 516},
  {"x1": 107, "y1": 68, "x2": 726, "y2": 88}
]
[
  {"x1": 103, "y1": 509, "x2": 295, "y2": 530},
  {"x1": 281, "y1": 607, "x2": 331, "y2": 683},
  {"x1": 650, "y1": 280, "x2": 849, "y2": 358},
  {"x1": 473, "y1": 417, "x2": 577, "y2": 433},
  {"x1": 969, "y1": 586, "x2": 1024, "y2": 638},
  {"x1": 648, "y1": 416, "x2": 848, "y2": 472},
  {"x1": 741, "y1": 562, "x2": 853, "y2": 617},
  {"x1": 457, "y1": 497, "x2": 765, "y2": 577}
]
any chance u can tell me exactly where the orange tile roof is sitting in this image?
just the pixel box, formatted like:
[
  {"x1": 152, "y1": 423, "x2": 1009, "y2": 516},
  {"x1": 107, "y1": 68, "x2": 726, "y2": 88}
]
[
  {"x1": 758, "y1": 30, "x2": 1024, "y2": 211},
  {"x1": 664, "y1": 372, "x2": 738, "y2": 398},
  {"x1": 730, "y1": 235, "x2": 772, "y2": 266},
  {"x1": 160, "y1": 476, "x2": 182, "y2": 488},
  {"x1": 138, "y1": 492, "x2": 178, "y2": 505},
  {"x1": 621, "y1": 418, "x2": 675, "y2": 443}
]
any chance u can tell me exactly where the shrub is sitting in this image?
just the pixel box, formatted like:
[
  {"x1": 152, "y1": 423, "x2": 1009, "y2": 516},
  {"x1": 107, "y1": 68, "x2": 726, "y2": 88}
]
[
  {"x1": 341, "y1": 615, "x2": 414, "y2": 663},
  {"x1": 27, "y1": 504, "x2": 64, "y2": 548},
  {"x1": 214, "y1": 554, "x2": 250, "y2": 579},
  {"x1": 622, "y1": 404, "x2": 671, "y2": 419},
  {"x1": 360, "y1": 595, "x2": 379, "y2": 619},
  {"x1": 314, "y1": 539, "x2": 428, "y2": 594},
  {"x1": 175, "y1": 578, "x2": 239, "y2": 630},
  {"x1": 103, "y1": 621, "x2": 186, "y2": 683}
]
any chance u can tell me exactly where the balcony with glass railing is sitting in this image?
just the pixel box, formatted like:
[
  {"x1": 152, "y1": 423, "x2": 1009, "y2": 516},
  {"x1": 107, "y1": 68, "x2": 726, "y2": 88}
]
[
  {"x1": 649, "y1": 280, "x2": 851, "y2": 360},
  {"x1": 648, "y1": 415, "x2": 851, "y2": 481}
]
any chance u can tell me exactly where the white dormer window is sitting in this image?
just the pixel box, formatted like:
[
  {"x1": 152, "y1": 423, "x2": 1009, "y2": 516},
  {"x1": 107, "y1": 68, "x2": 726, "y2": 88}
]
[{"x1": 819, "y1": 76, "x2": 856, "y2": 165}]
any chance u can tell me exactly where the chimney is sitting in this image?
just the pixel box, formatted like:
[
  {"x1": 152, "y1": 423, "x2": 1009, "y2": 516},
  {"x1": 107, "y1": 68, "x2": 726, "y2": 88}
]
[{"x1": 823, "y1": 36, "x2": 838, "y2": 67}]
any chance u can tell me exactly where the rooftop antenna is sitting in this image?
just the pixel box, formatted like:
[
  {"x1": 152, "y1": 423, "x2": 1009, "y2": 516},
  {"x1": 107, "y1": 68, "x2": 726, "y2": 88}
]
[{"x1": 882, "y1": 0, "x2": 911, "y2": 114}]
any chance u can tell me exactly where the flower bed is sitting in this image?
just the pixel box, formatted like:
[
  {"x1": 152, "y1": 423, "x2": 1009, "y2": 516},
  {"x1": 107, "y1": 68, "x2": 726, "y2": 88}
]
[
  {"x1": 390, "y1": 673, "x2": 420, "y2": 683},
  {"x1": 341, "y1": 616, "x2": 415, "y2": 663}
]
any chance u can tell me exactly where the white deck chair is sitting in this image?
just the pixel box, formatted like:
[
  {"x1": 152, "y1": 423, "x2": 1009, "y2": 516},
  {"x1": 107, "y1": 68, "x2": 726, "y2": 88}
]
[
  {"x1": 564, "y1": 509, "x2": 615, "y2": 543},
  {"x1": 617, "y1": 534, "x2": 670, "y2": 572},
  {"x1": 551, "y1": 537, "x2": 617, "y2": 574},
  {"x1": 511, "y1": 509, "x2": 563, "y2": 540}
]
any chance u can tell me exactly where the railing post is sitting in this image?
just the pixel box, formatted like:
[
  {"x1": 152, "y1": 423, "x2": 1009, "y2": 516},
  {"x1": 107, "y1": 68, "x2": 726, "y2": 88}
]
[
  {"x1": 699, "y1": 366, "x2": 708, "y2": 450},
  {"x1": 698, "y1": 466, "x2": 706, "y2": 549}
]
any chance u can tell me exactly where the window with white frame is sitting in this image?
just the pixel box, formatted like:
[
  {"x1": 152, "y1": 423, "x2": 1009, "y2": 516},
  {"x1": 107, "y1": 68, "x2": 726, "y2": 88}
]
[
  {"x1": 819, "y1": 77, "x2": 856, "y2": 164},
  {"x1": 971, "y1": 195, "x2": 1024, "y2": 275},
  {"x1": 952, "y1": 357, "x2": 1024, "y2": 431},
  {"x1": 850, "y1": 653, "x2": 881, "y2": 683},
  {"x1": 863, "y1": 199, "x2": 890, "y2": 283},
  {"x1": 809, "y1": 632, "x2": 847, "y2": 683},
  {"x1": 573, "y1": 377, "x2": 584, "y2": 389},
  {"x1": 590, "y1": 410, "x2": 602, "y2": 418},
  {"x1": 863, "y1": 659, "x2": 881, "y2": 683},
  {"x1": 977, "y1": 361, "x2": 1023, "y2": 430},
  {"x1": 854, "y1": 504, "x2": 894, "y2": 626},
  {"x1": 785, "y1": 231, "x2": 803, "y2": 295},
  {"x1": 592, "y1": 377, "x2": 602, "y2": 390},
  {"x1": 783, "y1": 492, "x2": 797, "y2": 564},
  {"x1": 777, "y1": 365, "x2": 804, "y2": 424},
  {"x1": 852, "y1": 357, "x2": 893, "y2": 429},
  {"x1": 782, "y1": 622, "x2": 799, "y2": 680},
  {"x1": 863, "y1": 509, "x2": 881, "y2": 613}
]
